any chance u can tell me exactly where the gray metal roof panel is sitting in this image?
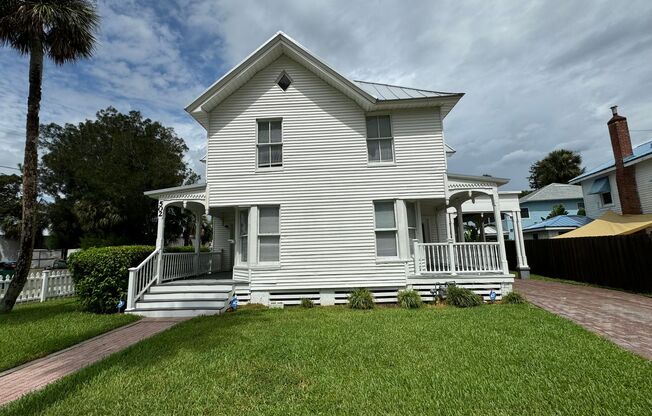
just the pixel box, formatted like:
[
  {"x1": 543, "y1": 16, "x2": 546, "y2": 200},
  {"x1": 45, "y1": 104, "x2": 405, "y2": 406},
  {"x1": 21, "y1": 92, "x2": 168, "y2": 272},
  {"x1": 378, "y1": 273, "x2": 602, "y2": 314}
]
[{"x1": 353, "y1": 80, "x2": 461, "y2": 101}]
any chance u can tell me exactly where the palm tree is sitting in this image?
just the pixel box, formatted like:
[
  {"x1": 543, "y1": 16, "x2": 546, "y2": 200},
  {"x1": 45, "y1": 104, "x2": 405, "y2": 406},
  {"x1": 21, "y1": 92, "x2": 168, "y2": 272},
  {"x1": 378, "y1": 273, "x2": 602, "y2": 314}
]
[
  {"x1": 0, "y1": 0, "x2": 99, "y2": 313},
  {"x1": 528, "y1": 149, "x2": 584, "y2": 190}
]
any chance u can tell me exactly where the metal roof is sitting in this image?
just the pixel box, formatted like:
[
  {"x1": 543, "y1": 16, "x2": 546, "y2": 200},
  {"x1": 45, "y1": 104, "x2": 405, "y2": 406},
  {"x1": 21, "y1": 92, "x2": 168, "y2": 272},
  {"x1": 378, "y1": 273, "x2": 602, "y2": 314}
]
[
  {"x1": 522, "y1": 215, "x2": 593, "y2": 232},
  {"x1": 570, "y1": 139, "x2": 652, "y2": 183},
  {"x1": 519, "y1": 183, "x2": 583, "y2": 203},
  {"x1": 353, "y1": 80, "x2": 462, "y2": 101}
]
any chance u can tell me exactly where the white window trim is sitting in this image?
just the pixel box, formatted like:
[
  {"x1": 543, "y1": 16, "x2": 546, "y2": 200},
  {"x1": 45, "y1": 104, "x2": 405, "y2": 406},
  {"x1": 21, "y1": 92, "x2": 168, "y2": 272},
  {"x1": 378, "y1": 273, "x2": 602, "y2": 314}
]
[
  {"x1": 600, "y1": 191, "x2": 614, "y2": 207},
  {"x1": 257, "y1": 205, "x2": 281, "y2": 265},
  {"x1": 374, "y1": 200, "x2": 399, "y2": 260},
  {"x1": 275, "y1": 71, "x2": 293, "y2": 92},
  {"x1": 235, "y1": 207, "x2": 249, "y2": 266},
  {"x1": 256, "y1": 119, "x2": 283, "y2": 170},
  {"x1": 366, "y1": 115, "x2": 395, "y2": 165}
]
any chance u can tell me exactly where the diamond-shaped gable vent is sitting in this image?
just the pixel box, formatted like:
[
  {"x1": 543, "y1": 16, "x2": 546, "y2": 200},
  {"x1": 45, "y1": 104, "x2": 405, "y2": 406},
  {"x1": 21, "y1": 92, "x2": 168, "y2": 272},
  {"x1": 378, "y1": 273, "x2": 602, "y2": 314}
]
[{"x1": 277, "y1": 73, "x2": 291, "y2": 91}]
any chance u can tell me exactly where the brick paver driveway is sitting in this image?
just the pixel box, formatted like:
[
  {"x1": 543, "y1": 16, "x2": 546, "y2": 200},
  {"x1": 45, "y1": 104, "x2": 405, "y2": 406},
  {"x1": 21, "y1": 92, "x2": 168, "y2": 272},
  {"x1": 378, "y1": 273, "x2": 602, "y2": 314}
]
[{"x1": 515, "y1": 279, "x2": 652, "y2": 360}]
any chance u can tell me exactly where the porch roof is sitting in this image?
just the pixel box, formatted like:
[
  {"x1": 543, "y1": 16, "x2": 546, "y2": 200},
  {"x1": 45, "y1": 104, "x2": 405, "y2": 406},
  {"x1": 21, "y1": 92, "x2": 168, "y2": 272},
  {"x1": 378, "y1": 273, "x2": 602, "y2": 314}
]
[{"x1": 144, "y1": 183, "x2": 207, "y2": 211}]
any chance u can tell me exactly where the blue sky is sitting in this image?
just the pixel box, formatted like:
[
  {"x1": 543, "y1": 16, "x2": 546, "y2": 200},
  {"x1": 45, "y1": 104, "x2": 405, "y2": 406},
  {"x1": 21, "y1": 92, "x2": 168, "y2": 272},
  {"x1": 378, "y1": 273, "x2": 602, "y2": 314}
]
[{"x1": 2, "y1": 0, "x2": 652, "y2": 190}]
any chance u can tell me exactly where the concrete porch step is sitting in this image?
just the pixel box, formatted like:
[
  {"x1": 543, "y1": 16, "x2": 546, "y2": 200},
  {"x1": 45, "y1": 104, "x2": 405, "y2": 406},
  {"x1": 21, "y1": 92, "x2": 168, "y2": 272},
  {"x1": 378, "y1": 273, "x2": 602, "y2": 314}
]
[
  {"x1": 135, "y1": 299, "x2": 228, "y2": 310},
  {"x1": 127, "y1": 308, "x2": 224, "y2": 318},
  {"x1": 142, "y1": 292, "x2": 230, "y2": 301},
  {"x1": 149, "y1": 284, "x2": 233, "y2": 293}
]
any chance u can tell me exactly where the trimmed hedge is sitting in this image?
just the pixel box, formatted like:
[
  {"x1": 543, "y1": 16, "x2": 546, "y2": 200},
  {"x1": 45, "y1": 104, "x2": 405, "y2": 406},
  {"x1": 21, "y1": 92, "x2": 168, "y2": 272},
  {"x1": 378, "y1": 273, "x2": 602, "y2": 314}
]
[{"x1": 68, "y1": 245, "x2": 155, "y2": 313}]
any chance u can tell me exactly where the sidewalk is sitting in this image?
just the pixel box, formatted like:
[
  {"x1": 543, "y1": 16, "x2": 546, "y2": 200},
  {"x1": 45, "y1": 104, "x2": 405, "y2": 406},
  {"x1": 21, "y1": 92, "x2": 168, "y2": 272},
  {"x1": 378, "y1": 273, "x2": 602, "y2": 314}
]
[{"x1": 0, "y1": 318, "x2": 184, "y2": 406}]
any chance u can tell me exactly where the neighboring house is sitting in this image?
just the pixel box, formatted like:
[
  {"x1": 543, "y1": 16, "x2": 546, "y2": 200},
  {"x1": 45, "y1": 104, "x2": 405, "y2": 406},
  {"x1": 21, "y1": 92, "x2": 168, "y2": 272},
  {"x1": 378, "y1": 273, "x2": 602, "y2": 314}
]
[
  {"x1": 126, "y1": 33, "x2": 529, "y2": 317},
  {"x1": 570, "y1": 106, "x2": 652, "y2": 218},
  {"x1": 522, "y1": 215, "x2": 593, "y2": 240},
  {"x1": 519, "y1": 183, "x2": 585, "y2": 228}
]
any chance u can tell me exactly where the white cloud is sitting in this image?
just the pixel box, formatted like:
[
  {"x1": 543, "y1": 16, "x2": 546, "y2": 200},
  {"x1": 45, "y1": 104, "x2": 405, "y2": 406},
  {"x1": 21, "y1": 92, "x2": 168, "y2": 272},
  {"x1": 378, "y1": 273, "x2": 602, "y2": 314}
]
[{"x1": 3, "y1": 0, "x2": 652, "y2": 190}]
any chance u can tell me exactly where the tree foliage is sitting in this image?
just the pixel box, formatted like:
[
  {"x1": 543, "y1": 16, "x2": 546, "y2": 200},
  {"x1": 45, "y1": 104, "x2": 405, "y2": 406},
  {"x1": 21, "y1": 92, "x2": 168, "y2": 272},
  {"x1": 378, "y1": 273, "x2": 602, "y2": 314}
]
[
  {"x1": 528, "y1": 149, "x2": 584, "y2": 190},
  {"x1": 546, "y1": 204, "x2": 569, "y2": 219},
  {"x1": 0, "y1": 0, "x2": 99, "y2": 312},
  {"x1": 40, "y1": 107, "x2": 197, "y2": 247},
  {"x1": 0, "y1": 174, "x2": 48, "y2": 246}
]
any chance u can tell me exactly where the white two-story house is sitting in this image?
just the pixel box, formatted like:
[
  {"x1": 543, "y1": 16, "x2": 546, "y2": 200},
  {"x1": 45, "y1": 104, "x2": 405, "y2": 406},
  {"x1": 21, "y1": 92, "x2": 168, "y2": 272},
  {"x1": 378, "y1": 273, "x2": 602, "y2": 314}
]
[{"x1": 126, "y1": 33, "x2": 529, "y2": 317}]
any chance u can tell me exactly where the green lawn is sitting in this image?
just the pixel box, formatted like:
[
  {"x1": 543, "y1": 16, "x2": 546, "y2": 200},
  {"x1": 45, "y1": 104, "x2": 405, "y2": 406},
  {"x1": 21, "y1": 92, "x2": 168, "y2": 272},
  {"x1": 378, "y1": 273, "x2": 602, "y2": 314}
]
[
  {"x1": 2, "y1": 304, "x2": 650, "y2": 415},
  {"x1": 0, "y1": 298, "x2": 139, "y2": 372}
]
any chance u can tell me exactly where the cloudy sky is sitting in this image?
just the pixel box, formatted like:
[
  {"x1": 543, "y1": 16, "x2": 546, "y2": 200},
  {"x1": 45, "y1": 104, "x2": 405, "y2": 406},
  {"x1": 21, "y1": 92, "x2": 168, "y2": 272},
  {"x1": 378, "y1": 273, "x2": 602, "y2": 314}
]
[{"x1": 2, "y1": 0, "x2": 652, "y2": 190}]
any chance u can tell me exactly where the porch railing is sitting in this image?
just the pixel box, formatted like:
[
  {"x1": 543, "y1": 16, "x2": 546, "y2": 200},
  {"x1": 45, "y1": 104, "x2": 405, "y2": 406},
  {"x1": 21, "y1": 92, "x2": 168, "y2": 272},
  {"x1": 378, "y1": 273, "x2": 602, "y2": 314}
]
[
  {"x1": 413, "y1": 241, "x2": 502, "y2": 275},
  {"x1": 127, "y1": 249, "x2": 224, "y2": 309},
  {"x1": 127, "y1": 248, "x2": 160, "y2": 309}
]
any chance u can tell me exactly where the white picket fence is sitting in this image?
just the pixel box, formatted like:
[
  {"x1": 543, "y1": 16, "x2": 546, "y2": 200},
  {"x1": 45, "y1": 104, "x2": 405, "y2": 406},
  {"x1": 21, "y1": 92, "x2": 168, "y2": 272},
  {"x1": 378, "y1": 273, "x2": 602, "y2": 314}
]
[{"x1": 0, "y1": 269, "x2": 75, "y2": 304}]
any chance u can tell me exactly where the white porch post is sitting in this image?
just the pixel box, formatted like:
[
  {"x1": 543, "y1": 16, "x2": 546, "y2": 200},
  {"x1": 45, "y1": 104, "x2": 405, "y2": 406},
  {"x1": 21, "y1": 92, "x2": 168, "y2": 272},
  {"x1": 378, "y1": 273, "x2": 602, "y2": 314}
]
[
  {"x1": 479, "y1": 213, "x2": 486, "y2": 242},
  {"x1": 194, "y1": 211, "x2": 202, "y2": 276},
  {"x1": 446, "y1": 212, "x2": 455, "y2": 241},
  {"x1": 513, "y1": 210, "x2": 530, "y2": 278},
  {"x1": 455, "y1": 203, "x2": 465, "y2": 242},
  {"x1": 491, "y1": 192, "x2": 509, "y2": 275},
  {"x1": 155, "y1": 200, "x2": 166, "y2": 284}
]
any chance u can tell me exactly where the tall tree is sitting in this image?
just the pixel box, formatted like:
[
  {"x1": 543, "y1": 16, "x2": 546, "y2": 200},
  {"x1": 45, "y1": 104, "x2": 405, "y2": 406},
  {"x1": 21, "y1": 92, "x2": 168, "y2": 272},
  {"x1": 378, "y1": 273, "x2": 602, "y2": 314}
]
[
  {"x1": 39, "y1": 107, "x2": 196, "y2": 246},
  {"x1": 528, "y1": 149, "x2": 584, "y2": 190},
  {"x1": 0, "y1": 0, "x2": 99, "y2": 313}
]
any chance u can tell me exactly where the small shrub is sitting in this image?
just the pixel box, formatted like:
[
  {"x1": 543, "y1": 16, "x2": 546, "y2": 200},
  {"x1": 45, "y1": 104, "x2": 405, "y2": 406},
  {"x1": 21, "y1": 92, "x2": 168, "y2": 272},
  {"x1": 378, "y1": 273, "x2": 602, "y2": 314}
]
[
  {"x1": 164, "y1": 245, "x2": 210, "y2": 253},
  {"x1": 300, "y1": 298, "x2": 315, "y2": 308},
  {"x1": 398, "y1": 289, "x2": 422, "y2": 309},
  {"x1": 348, "y1": 288, "x2": 375, "y2": 310},
  {"x1": 68, "y1": 245, "x2": 155, "y2": 313},
  {"x1": 502, "y1": 291, "x2": 526, "y2": 304},
  {"x1": 446, "y1": 285, "x2": 483, "y2": 308}
]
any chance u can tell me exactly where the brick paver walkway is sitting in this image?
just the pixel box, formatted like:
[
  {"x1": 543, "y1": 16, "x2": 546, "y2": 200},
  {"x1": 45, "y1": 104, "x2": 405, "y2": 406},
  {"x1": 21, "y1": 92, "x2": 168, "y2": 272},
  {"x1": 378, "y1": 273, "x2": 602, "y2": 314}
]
[
  {"x1": 515, "y1": 279, "x2": 652, "y2": 360},
  {"x1": 0, "y1": 318, "x2": 184, "y2": 406}
]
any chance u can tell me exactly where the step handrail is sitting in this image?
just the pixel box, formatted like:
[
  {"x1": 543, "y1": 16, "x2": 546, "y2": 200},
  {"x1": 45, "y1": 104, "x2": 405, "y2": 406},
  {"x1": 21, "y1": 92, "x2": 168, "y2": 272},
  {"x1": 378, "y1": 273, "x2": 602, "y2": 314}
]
[{"x1": 126, "y1": 249, "x2": 161, "y2": 310}]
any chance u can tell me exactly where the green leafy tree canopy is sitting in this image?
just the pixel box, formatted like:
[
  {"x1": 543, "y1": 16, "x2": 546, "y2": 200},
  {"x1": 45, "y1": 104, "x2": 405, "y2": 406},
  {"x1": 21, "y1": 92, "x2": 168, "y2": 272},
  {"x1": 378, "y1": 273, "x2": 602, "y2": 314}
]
[
  {"x1": 40, "y1": 107, "x2": 197, "y2": 247},
  {"x1": 546, "y1": 204, "x2": 569, "y2": 219},
  {"x1": 528, "y1": 149, "x2": 584, "y2": 190}
]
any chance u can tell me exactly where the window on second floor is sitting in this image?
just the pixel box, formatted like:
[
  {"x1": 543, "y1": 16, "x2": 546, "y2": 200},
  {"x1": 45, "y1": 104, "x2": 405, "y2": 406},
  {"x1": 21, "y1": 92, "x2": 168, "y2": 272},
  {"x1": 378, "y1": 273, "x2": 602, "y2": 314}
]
[
  {"x1": 601, "y1": 191, "x2": 613, "y2": 206},
  {"x1": 521, "y1": 207, "x2": 530, "y2": 218},
  {"x1": 257, "y1": 120, "x2": 282, "y2": 168},
  {"x1": 366, "y1": 115, "x2": 394, "y2": 163}
]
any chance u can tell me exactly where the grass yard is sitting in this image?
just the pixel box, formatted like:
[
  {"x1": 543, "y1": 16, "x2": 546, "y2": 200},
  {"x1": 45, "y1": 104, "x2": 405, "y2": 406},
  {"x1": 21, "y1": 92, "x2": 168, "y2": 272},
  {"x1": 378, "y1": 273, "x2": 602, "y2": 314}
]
[
  {"x1": 2, "y1": 304, "x2": 651, "y2": 415},
  {"x1": 0, "y1": 298, "x2": 139, "y2": 372}
]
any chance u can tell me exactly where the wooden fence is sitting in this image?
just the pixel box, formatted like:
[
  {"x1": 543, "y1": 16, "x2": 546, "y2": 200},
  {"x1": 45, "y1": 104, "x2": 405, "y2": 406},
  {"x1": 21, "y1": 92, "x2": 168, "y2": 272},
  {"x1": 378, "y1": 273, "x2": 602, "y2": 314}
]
[
  {"x1": 0, "y1": 269, "x2": 75, "y2": 303},
  {"x1": 506, "y1": 235, "x2": 652, "y2": 292}
]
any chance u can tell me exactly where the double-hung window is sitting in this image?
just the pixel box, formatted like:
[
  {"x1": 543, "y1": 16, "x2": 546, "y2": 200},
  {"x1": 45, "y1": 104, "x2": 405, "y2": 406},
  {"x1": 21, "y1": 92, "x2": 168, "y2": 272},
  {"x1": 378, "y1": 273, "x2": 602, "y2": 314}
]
[
  {"x1": 238, "y1": 208, "x2": 249, "y2": 263},
  {"x1": 374, "y1": 201, "x2": 398, "y2": 257},
  {"x1": 406, "y1": 202, "x2": 417, "y2": 254},
  {"x1": 366, "y1": 115, "x2": 394, "y2": 163},
  {"x1": 257, "y1": 120, "x2": 282, "y2": 168},
  {"x1": 521, "y1": 207, "x2": 530, "y2": 218},
  {"x1": 258, "y1": 206, "x2": 280, "y2": 262}
]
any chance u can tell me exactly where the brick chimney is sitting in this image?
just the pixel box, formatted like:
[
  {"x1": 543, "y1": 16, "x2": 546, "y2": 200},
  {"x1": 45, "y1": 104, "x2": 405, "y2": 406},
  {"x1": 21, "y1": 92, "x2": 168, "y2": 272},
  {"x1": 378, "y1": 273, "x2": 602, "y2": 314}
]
[{"x1": 607, "y1": 106, "x2": 642, "y2": 214}]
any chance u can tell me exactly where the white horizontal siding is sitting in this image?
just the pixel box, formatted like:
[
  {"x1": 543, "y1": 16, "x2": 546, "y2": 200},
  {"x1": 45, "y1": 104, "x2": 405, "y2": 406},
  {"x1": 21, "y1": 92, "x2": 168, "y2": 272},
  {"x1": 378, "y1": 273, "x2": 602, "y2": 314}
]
[
  {"x1": 206, "y1": 55, "x2": 446, "y2": 289},
  {"x1": 635, "y1": 158, "x2": 652, "y2": 214},
  {"x1": 581, "y1": 173, "x2": 622, "y2": 219}
]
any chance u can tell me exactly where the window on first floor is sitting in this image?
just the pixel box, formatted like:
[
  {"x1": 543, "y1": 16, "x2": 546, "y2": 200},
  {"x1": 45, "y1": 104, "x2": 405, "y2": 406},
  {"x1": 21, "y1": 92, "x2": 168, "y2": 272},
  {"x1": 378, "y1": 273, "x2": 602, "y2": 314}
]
[
  {"x1": 577, "y1": 201, "x2": 585, "y2": 209},
  {"x1": 406, "y1": 201, "x2": 417, "y2": 254},
  {"x1": 521, "y1": 207, "x2": 530, "y2": 218},
  {"x1": 258, "y1": 206, "x2": 280, "y2": 262},
  {"x1": 238, "y1": 208, "x2": 249, "y2": 262},
  {"x1": 366, "y1": 115, "x2": 394, "y2": 163},
  {"x1": 374, "y1": 200, "x2": 398, "y2": 257}
]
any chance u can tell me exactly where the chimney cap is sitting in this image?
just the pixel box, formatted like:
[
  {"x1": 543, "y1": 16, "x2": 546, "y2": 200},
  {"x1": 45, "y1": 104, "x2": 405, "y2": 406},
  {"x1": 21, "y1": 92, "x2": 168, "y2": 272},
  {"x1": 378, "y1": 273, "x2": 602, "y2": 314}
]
[{"x1": 611, "y1": 105, "x2": 618, "y2": 116}]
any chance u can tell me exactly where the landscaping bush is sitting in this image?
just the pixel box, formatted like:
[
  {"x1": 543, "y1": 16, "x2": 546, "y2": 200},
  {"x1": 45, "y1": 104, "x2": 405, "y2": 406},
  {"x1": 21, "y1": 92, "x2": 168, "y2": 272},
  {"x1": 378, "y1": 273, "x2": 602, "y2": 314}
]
[
  {"x1": 348, "y1": 288, "x2": 375, "y2": 309},
  {"x1": 300, "y1": 298, "x2": 315, "y2": 308},
  {"x1": 68, "y1": 245, "x2": 155, "y2": 313},
  {"x1": 164, "y1": 246, "x2": 210, "y2": 253},
  {"x1": 502, "y1": 291, "x2": 526, "y2": 304},
  {"x1": 398, "y1": 289, "x2": 423, "y2": 309},
  {"x1": 446, "y1": 285, "x2": 483, "y2": 308}
]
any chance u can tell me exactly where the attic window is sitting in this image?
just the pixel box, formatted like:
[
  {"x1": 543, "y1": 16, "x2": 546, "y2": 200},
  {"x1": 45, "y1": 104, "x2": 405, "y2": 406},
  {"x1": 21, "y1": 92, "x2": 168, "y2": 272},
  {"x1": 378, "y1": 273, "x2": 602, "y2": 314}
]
[{"x1": 277, "y1": 72, "x2": 291, "y2": 91}]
